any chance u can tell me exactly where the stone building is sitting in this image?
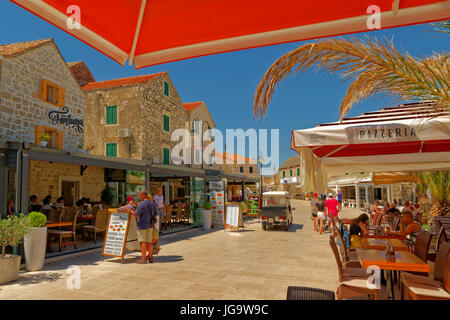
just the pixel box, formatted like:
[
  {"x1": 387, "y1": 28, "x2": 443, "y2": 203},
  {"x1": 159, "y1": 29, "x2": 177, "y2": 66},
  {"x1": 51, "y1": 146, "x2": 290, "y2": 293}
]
[
  {"x1": 0, "y1": 39, "x2": 85, "y2": 152},
  {"x1": 277, "y1": 155, "x2": 301, "y2": 196},
  {"x1": 83, "y1": 72, "x2": 186, "y2": 164}
]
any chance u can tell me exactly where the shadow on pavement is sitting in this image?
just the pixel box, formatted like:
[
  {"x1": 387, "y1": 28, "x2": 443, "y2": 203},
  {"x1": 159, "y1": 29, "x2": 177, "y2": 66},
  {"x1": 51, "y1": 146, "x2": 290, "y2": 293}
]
[
  {"x1": 153, "y1": 255, "x2": 184, "y2": 263},
  {"x1": 1, "y1": 272, "x2": 62, "y2": 287},
  {"x1": 288, "y1": 224, "x2": 304, "y2": 232}
]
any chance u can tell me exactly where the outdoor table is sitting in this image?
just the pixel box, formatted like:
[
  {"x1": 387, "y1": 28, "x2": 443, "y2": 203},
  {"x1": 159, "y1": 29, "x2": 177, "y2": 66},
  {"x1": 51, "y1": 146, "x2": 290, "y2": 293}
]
[
  {"x1": 356, "y1": 249, "x2": 430, "y2": 300},
  {"x1": 46, "y1": 221, "x2": 72, "y2": 228},
  {"x1": 360, "y1": 238, "x2": 409, "y2": 251}
]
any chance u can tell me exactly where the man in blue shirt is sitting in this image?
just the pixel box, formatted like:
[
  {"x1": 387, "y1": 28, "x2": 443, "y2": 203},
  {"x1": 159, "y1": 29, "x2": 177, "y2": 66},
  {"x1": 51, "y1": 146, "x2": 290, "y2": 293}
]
[{"x1": 133, "y1": 190, "x2": 157, "y2": 263}]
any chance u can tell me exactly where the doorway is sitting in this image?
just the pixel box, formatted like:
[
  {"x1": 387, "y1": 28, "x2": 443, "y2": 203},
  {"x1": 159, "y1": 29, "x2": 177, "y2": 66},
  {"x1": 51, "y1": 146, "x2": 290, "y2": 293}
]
[{"x1": 61, "y1": 180, "x2": 79, "y2": 207}]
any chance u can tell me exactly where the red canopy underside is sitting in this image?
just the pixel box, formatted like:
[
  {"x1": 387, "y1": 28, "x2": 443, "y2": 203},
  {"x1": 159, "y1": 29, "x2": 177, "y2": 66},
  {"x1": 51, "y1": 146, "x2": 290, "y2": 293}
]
[
  {"x1": 310, "y1": 139, "x2": 450, "y2": 158},
  {"x1": 11, "y1": 0, "x2": 449, "y2": 67}
]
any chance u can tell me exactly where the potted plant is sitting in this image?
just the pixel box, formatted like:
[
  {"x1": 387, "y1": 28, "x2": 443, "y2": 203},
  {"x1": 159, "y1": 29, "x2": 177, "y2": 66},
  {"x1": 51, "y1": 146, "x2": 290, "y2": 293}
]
[
  {"x1": 202, "y1": 202, "x2": 212, "y2": 231},
  {"x1": 0, "y1": 214, "x2": 31, "y2": 284},
  {"x1": 193, "y1": 202, "x2": 202, "y2": 227},
  {"x1": 24, "y1": 211, "x2": 47, "y2": 271},
  {"x1": 39, "y1": 132, "x2": 50, "y2": 147}
]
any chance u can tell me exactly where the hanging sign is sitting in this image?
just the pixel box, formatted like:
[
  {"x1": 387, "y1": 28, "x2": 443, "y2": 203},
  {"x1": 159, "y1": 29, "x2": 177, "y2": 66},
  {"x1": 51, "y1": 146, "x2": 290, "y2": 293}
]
[
  {"x1": 247, "y1": 195, "x2": 261, "y2": 217},
  {"x1": 210, "y1": 180, "x2": 225, "y2": 225},
  {"x1": 47, "y1": 106, "x2": 84, "y2": 133},
  {"x1": 102, "y1": 209, "x2": 131, "y2": 262},
  {"x1": 225, "y1": 202, "x2": 244, "y2": 231}
]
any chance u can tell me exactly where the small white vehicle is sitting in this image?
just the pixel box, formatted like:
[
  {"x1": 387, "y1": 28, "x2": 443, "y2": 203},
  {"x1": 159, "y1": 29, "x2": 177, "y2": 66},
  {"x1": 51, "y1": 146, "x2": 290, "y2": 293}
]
[{"x1": 260, "y1": 191, "x2": 294, "y2": 231}]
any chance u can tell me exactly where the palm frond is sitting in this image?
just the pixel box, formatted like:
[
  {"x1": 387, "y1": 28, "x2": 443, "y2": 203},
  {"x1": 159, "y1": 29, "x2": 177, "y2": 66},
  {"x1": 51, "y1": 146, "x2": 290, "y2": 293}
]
[
  {"x1": 253, "y1": 37, "x2": 450, "y2": 120},
  {"x1": 416, "y1": 172, "x2": 450, "y2": 202},
  {"x1": 431, "y1": 20, "x2": 450, "y2": 33}
]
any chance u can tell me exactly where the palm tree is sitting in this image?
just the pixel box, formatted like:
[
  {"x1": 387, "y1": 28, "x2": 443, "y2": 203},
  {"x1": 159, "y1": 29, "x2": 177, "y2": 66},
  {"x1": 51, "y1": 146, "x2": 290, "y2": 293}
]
[
  {"x1": 253, "y1": 36, "x2": 449, "y2": 121},
  {"x1": 416, "y1": 172, "x2": 450, "y2": 218},
  {"x1": 431, "y1": 19, "x2": 450, "y2": 33}
]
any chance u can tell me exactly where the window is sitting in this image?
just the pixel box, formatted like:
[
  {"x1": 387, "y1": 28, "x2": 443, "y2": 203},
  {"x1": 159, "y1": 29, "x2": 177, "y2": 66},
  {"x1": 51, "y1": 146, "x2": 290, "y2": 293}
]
[
  {"x1": 106, "y1": 106, "x2": 117, "y2": 125},
  {"x1": 290, "y1": 169, "x2": 293, "y2": 177},
  {"x1": 40, "y1": 79, "x2": 65, "y2": 106},
  {"x1": 249, "y1": 167, "x2": 253, "y2": 174},
  {"x1": 297, "y1": 168, "x2": 300, "y2": 176},
  {"x1": 163, "y1": 147, "x2": 170, "y2": 165},
  {"x1": 240, "y1": 166, "x2": 244, "y2": 173},
  {"x1": 35, "y1": 126, "x2": 63, "y2": 150},
  {"x1": 193, "y1": 120, "x2": 200, "y2": 135},
  {"x1": 106, "y1": 143, "x2": 117, "y2": 157},
  {"x1": 283, "y1": 171, "x2": 285, "y2": 178},
  {"x1": 163, "y1": 114, "x2": 170, "y2": 132},
  {"x1": 163, "y1": 81, "x2": 170, "y2": 96}
]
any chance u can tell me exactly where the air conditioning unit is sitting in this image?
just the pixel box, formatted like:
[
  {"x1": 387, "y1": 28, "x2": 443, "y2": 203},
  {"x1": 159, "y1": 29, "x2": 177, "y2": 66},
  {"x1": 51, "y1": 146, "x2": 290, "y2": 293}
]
[
  {"x1": 118, "y1": 128, "x2": 131, "y2": 138},
  {"x1": 152, "y1": 156, "x2": 161, "y2": 164}
]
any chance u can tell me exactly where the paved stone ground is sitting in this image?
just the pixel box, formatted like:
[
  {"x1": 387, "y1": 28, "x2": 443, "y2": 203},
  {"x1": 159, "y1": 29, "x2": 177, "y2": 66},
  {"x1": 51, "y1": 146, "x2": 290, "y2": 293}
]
[{"x1": 0, "y1": 200, "x2": 398, "y2": 300}]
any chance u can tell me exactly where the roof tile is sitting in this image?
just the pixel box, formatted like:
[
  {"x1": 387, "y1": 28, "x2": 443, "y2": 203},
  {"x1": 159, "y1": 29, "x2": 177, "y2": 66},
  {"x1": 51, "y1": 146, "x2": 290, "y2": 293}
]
[
  {"x1": 0, "y1": 39, "x2": 53, "y2": 57},
  {"x1": 81, "y1": 72, "x2": 165, "y2": 90}
]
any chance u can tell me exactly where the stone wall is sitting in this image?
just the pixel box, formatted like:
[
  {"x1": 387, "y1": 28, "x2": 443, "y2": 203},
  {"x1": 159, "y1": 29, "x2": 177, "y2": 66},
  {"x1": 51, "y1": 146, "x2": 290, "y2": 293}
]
[
  {"x1": 84, "y1": 73, "x2": 187, "y2": 163},
  {"x1": 28, "y1": 160, "x2": 105, "y2": 203},
  {"x1": 0, "y1": 42, "x2": 85, "y2": 152}
]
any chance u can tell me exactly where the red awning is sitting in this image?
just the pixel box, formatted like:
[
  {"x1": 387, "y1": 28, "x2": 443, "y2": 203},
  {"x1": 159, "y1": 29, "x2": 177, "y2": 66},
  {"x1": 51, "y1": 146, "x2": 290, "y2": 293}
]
[
  {"x1": 291, "y1": 101, "x2": 450, "y2": 176},
  {"x1": 11, "y1": 0, "x2": 450, "y2": 68}
]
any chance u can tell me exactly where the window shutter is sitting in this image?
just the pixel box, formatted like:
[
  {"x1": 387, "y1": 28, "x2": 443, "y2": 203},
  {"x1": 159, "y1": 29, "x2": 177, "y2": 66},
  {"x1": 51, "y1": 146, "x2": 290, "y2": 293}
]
[
  {"x1": 35, "y1": 126, "x2": 44, "y2": 145},
  {"x1": 163, "y1": 148, "x2": 170, "y2": 164},
  {"x1": 297, "y1": 168, "x2": 300, "y2": 176},
  {"x1": 56, "y1": 131, "x2": 64, "y2": 150},
  {"x1": 164, "y1": 81, "x2": 169, "y2": 96},
  {"x1": 113, "y1": 106, "x2": 117, "y2": 124},
  {"x1": 163, "y1": 115, "x2": 170, "y2": 132},
  {"x1": 57, "y1": 87, "x2": 65, "y2": 106},
  {"x1": 40, "y1": 79, "x2": 48, "y2": 101}
]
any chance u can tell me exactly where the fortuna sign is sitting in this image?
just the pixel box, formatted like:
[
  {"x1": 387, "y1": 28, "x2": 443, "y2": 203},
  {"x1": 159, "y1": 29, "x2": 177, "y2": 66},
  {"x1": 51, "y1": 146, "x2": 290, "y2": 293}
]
[
  {"x1": 47, "y1": 106, "x2": 84, "y2": 133},
  {"x1": 347, "y1": 124, "x2": 417, "y2": 144}
]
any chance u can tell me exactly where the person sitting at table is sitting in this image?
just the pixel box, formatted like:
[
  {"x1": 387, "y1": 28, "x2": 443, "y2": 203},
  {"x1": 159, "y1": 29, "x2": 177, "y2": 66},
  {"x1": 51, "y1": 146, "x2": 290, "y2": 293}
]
[
  {"x1": 392, "y1": 199, "x2": 398, "y2": 209},
  {"x1": 372, "y1": 201, "x2": 383, "y2": 214},
  {"x1": 383, "y1": 201, "x2": 390, "y2": 213},
  {"x1": 29, "y1": 195, "x2": 41, "y2": 212},
  {"x1": 386, "y1": 212, "x2": 421, "y2": 242},
  {"x1": 42, "y1": 197, "x2": 52, "y2": 210},
  {"x1": 341, "y1": 214, "x2": 369, "y2": 237},
  {"x1": 55, "y1": 196, "x2": 64, "y2": 209},
  {"x1": 75, "y1": 198, "x2": 86, "y2": 207},
  {"x1": 401, "y1": 201, "x2": 412, "y2": 214}
]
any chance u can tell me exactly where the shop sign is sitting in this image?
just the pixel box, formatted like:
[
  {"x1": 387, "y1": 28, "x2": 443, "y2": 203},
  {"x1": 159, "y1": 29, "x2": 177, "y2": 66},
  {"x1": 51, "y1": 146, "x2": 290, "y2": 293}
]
[
  {"x1": 280, "y1": 177, "x2": 298, "y2": 184},
  {"x1": 102, "y1": 211, "x2": 131, "y2": 259},
  {"x1": 347, "y1": 124, "x2": 417, "y2": 144},
  {"x1": 247, "y1": 195, "x2": 261, "y2": 217},
  {"x1": 47, "y1": 106, "x2": 84, "y2": 133}
]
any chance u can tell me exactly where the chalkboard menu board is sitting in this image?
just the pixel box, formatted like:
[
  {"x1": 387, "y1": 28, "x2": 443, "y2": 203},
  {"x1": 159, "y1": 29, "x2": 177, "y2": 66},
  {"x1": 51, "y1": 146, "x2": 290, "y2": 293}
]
[
  {"x1": 225, "y1": 203, "x2": 244, "y2": 231},
  {"x1": 102, "y1": 210, "x2": 131, "y2": 259},
  {"x1": 247, "y1": 195, "x2": 261, "y2": 217}
]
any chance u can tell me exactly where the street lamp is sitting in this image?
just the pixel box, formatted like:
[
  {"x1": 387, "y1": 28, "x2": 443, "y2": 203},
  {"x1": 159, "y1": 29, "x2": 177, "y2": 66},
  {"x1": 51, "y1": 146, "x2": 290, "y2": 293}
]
[{"x1": 258, "y1": 152, "x2": 264, "y2": 195}]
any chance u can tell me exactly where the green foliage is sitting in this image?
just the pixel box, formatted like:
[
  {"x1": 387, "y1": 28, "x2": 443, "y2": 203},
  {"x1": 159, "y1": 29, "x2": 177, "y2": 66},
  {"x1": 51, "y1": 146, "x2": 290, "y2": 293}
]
[
  {"x1": 0, "y1": 214, "x2": 32, "y2": 258},
  {"x1": 27, "y1": 211, "x2": 47, "y2": 228},
  {"x1": 101, "y1": 187, "x2": 114, "y2": 205},
  {"x1": 194, "y1": 202, "x2": 200, "y2": 209},
  {"x1": 416, "y1": 172, "x2": 450, "y2": 202},
  {"x1": 431, "y1": 20, "x2": 450, "y2": 34},
  {"x1": 39, "y1": 132, "x2": 50, "y2": 141},
  {"x1": 203, "y1": 202, "x2": 212, "y2": 210}
]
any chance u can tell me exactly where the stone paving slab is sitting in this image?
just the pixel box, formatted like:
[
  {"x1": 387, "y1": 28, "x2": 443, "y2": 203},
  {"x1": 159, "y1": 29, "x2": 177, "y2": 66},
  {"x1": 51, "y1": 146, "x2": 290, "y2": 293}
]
[{"x1": 0, "y1": 201, "x2": 397, "y2": 300}]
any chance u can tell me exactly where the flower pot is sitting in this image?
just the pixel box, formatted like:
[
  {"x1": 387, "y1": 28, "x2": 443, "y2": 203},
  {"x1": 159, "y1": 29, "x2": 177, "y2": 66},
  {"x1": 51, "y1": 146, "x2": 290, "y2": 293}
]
[
  {"x1": 0, "y1": 254, "x2": 21, "y2": 284},
  {"x1": 202, "y1": 209, "x2": 212, "y2": 231},
  {"x1": 39, "y1": 140, "x2": 48, "y2": 147},
  {"x1": 24, "y1": 226, "x2": 47, "y2": 271}
]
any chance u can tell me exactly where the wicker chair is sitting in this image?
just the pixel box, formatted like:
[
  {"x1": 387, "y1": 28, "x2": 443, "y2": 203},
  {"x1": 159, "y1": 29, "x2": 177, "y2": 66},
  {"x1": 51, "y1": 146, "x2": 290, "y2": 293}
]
[
  {"x1": 329, "y1": 235, "x2": 379, "y2": 300},
  {"x1": 74, "y1": 206, "x2": 88, "y2": 233},
  {"x1": 47, "y1": 208, "x2": 80, "y2": 251},
  {"x1": 82, "y1": 209, "x2": 108, "y2": 243},
  {"x1": 333, "y1": 228, "x2": 361, "y2": 268},
  {"x1": 175, "y1": 205, "x2": 183, "y2": 226},
  {"x1": 287, "y1": 286, "x2": 335, "y2": 300},
  {"x1": 47, "y1": 209, "x2": 62, "y2": 222},
  {"x1": 182, "y1": 203, "x2": 190, "y2": 224},
  {"x1": 164, "y1": 205, "x2": 173, "y2": 229},
  {"x1": 403, "y1": 242, "x2": 450, "y2": 300}
]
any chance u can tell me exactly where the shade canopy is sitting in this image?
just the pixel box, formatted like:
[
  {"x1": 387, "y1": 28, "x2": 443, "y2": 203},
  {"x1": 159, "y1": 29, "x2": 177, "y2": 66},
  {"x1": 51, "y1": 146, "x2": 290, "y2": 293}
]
[
  {"x1": 291, "y1": 101, "x2": 450, "y2": 178},
  {"x1": 11, "y1": 0, "x2": 450, "y2": 68},
  {"x1": 371, "y1": 172, "x2": 422, "y2": 185}
]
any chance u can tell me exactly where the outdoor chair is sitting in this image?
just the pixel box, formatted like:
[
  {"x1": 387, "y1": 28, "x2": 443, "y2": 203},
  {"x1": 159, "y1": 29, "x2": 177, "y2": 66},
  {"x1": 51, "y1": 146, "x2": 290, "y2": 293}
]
[
  {"x1": 47, "y1": 209, "x2": 61, "y2": 222},
  {"x1": 164, "y1": 205, "x2": 173, "y2": 229},
  {"x1": 329, "y1": 235, "x2": 379, "y2": 300},
  {"x1": 413, "y1": 231, "x2": 433, "y2": 264},
  {"x1": 74, "y1": 206, "x2": 88, "y2": 233},
  {"x1": 333, "y1": 228, "x2": 361, "y2": 269},
  {"x1": 391, "y1": 217, "x2": 401, "y2": 232},
  {"x1": 286, "y1": 286, "x2": 335, "y2": 300},
  {"x1": 82, "y1": 209, "x2": 108, "y2": 243},
  {"x1": 175, "y1": 205, "x2": 183, "y2": 226},
  {"x1": 182, "y1": 203, "x2": 190, "y2": 224},
  {"x1": 47, "y1": 208, "x2": 80, "y2": 251},
  {"x1": 428, "y1": 227, "x2": 449, "y2": 262},
  {"x1": 401, "y1": 242, "x2": 450, "y2": 299},
  {"x1": 403, "y1": 245, "x2": 450, "y2": 300}
]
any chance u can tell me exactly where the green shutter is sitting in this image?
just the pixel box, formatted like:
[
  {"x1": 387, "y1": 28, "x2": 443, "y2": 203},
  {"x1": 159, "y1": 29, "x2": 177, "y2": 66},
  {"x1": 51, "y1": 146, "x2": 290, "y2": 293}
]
[
  {"x1": 290, "y1": 170, "x2": 292, "y2": 177},
  {"x1": 106, "y1": 143, "x2": 117, "y2": 157},
  {"x1": 163, "y1": 148, "x2": 170, "y2": 164},
  {"x1": 283, "y1": 171, "x2": 285, "y2": 178},
  {"x1": 297, "y1": 168, "x2": 300, "y2": 176},
  {"x1": 106, "y1": 106, "x2": 117, "y2": 125},
  {"x1": 164, "y1": 81, "x2": 169, "y2": 96},
  {"x1": 163, "y1": 115, "x2": 170, "y2": 132}
]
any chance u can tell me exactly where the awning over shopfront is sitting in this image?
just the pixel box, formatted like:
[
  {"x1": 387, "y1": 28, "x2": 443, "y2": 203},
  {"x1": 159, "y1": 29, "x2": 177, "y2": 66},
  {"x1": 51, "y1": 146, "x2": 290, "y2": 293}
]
[
  {"x1": 149, "y1": 164, "x2": 205, "y2": 177},
  {"x1": 371, "y1": 172, "x2": 422, "y2": 185},
  {"x1": 291, "y1": 102, "x2": 450, "y2": 180},
  {"x1": 11, "y1": 0, "x2": 449, "y2": 68}
]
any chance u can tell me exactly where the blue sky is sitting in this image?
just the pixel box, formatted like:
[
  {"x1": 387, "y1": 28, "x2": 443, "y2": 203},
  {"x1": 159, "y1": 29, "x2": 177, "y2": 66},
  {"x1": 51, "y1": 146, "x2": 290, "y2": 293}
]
[{"x1": 1, "y1": 1, "x2": 448, "y2": 174}]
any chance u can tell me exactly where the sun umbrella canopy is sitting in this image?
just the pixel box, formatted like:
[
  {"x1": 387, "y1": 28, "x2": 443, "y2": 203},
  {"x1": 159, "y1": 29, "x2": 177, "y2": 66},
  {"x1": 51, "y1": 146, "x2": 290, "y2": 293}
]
[
  {"x1": 371, "y1": 172, "x2": 421, "y2": 185},
  {"x1": 11, "y1": 0, "x2": 450, "y2": 68},
  {"x1": 291, "y1": 101, "x2": 450, "y2": 177}
]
